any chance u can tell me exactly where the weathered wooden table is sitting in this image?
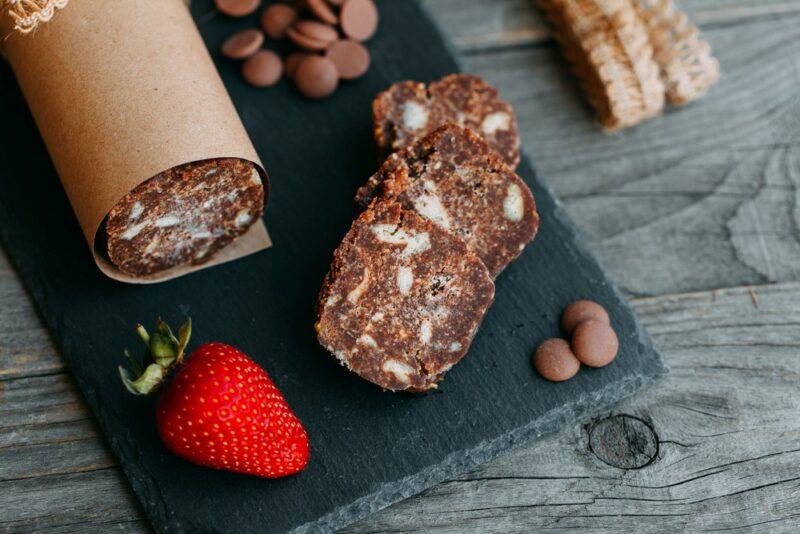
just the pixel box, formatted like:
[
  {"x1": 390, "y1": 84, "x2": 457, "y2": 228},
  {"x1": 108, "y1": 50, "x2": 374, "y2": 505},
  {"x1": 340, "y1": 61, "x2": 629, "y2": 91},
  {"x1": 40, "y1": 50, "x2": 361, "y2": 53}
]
[{"x1": 3, "y1": 1, "x2": 799, "y2": 531}]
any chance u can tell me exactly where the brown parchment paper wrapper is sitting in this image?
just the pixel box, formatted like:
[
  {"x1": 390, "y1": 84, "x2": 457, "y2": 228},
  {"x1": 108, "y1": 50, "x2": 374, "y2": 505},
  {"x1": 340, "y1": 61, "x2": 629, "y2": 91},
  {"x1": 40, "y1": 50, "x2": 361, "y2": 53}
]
[{"x1": 1, "y1": 0, "x2": 271, "y2": 284}]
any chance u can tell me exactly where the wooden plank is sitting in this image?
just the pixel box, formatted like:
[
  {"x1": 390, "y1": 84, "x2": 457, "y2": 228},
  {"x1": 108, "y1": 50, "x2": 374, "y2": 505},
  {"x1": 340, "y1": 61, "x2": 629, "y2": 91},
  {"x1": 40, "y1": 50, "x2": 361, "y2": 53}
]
[
  {"x1": 346, "y1": 282, "x2": 800, "y2": 532},
  {"x1": 0, "y1": 251, "x2": 63, "y2": 381},
  {"x1": 3, "y1": 282, "x2": 800, "y2": 532},
  {"x1": 0, "y1": 470, "x2": 146, "y2": 533},
  {"x1": 422, "y1": 0, "x2": 800, "y2": 51},
  {"x1": 463, "y1": 14, "x2": 800, "y2": 296}
]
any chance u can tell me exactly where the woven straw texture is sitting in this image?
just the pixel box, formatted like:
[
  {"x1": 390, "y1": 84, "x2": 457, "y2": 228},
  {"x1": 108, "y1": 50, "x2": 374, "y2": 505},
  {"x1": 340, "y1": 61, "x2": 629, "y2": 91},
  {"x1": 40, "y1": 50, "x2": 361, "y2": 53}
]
[
  {"x1": 537, "y1": 0, "x2": 665, "y2": 131},
  {"x1": 4, "y1": 0, "x2": 69, "y2": 34},
  {"x1": 635, "y1": 0, "x2": 719, "y2": 105}
]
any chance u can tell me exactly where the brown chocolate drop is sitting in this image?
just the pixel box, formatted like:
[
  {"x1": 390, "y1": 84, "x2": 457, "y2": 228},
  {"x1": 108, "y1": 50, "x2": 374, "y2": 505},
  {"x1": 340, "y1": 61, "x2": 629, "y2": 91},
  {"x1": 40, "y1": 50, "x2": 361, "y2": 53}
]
[
  {"x1": 307, "y1": 0, "x2": 338, "y2": 25},
  {"x1": 340, "y1": 0, "x2": 378, "y2": 42},
  {"x1": 294, "y1": 20, "x2": 339, "y2": 44},
  {"x1": 295, "y1": 56, "x2": 339, "y2": 99},
  {"x1": 572, "y1": 320, "x2": 619, "y2": 368},
  {"x1": 285, "y1": 52, "x2": 312, "y2": 80},
  {"x1": 561, "y1": 300, "x2": 610, "y2": 336},
  {"x1": 534, "y1": 339, "x2": 580, "y2": 382},
  {"x1": 261, "y1": 4, "x2": 298, "y2": 39},
  {"x1": 242, "y1": 50, "x2": 283, "y2": 87},
  {"x1": 221, "y1": 29, "x2": 265, "y2": 60},
  {"x1": 287, "y1": 27, "x2": 333, "y2": 51},
  {"x1": 326, "y1": 40, "x2": 370, "y2": 79},
  {"x1": 215, "y1": 0, "x2": 261, "y2": 18}
]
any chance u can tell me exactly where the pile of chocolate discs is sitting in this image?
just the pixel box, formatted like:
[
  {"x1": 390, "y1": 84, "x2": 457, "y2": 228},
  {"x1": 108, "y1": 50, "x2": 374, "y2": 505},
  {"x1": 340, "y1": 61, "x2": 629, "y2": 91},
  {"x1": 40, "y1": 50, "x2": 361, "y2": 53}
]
[{"x1": 216, "y1": 0, "x2": 379, "y2": 99}]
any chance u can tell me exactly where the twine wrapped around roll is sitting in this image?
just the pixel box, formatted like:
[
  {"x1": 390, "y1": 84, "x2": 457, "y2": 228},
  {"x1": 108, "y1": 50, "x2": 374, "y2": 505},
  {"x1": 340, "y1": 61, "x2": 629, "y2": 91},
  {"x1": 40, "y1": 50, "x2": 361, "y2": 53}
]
[
  {"x1": 4, "y1": 0, "x2": 69, "y2": 34},
  {"x1": 1, "y1": 0, "x2": 272, "y2": 283}
]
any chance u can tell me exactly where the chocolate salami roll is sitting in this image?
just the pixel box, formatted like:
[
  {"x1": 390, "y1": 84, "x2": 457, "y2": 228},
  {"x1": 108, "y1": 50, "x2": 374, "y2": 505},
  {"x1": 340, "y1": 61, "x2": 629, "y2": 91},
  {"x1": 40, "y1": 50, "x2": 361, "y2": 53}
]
[
  {"x1": 104, "y1": 159, "x2": 265, "y2": 277},
  {"x1": 2, "y1": 0, "x2": 270, "y2": 282},
  {"x1": 372, "y1": 74, "x2": 521, "y2": 168},
  {"x1": 356, "y1": 124, "x2": 539, "y2": 276},
  {"x1": 316, "y1": 201, "x2": 495, "y2": 392}
]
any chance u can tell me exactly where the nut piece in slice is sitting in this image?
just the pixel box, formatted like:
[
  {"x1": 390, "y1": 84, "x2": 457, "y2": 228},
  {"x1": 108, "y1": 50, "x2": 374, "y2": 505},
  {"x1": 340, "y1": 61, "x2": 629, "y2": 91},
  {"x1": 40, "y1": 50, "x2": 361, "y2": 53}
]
[
  {"x1": 372, "y1": 74, "x2": 521, "y2": 168},
  {"x1": 357, "y1": 124, "x2": 539, "y2": 276},
  {"x1": 104, "y1": 159, "x2": 265, "y2": 277},
  {"x1": 316, "y1": 201, "x2": 495, "y2": 391}
]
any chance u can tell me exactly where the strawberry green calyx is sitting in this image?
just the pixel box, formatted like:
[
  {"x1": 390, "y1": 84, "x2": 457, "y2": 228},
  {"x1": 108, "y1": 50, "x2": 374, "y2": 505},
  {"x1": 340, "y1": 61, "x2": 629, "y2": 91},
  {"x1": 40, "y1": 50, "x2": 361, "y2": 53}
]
[{"x1": 119, "y1": 317, "x2": 192, "y2": 395}]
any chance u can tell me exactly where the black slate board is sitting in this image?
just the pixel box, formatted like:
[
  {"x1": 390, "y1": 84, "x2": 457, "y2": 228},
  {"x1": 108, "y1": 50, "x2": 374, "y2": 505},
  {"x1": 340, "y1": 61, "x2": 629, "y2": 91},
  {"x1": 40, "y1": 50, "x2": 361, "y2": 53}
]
[{"x1": 0, "y1": 1, "x2": 667, "y2": 532}]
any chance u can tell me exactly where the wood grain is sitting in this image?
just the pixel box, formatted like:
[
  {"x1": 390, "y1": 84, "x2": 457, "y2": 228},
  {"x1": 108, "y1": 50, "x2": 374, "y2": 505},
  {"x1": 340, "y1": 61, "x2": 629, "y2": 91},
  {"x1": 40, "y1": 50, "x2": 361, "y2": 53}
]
[
  {"x1": 3, "y1": 274, "x2": 799, "y2": 531},
  {"x1": 346, "y1": 283, "x2": 800, "y2": 532},
  {"x1": 2, "y1": 0, "x2": 800, "y2": 532},
  {"x1": 463, "y1": 12, "x2": 800, "y2": 296}
]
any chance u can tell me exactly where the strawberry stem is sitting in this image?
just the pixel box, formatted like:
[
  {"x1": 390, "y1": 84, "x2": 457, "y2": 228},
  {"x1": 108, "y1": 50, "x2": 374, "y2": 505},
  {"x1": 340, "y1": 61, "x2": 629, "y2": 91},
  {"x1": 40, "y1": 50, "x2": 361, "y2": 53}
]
[{"x1": 119, "y1": 317, "x2": 192, "y2": 395}]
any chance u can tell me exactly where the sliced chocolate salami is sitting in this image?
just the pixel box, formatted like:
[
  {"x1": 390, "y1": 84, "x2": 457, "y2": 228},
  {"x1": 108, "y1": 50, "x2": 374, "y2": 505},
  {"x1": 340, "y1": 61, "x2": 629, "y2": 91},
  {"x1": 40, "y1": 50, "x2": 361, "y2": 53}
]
[
  {"x1": 104, "y1": 158, "x2": 265, "y2": 277},
  {"x1": 356, "y1": 124, "x2": 538, "y2": 276},
  {"x1": 372, "y1": 74, "x2": 521, "y2": 168},
  {"x1": 315, "y1": 201, "x2": 495, "y2": 391}
]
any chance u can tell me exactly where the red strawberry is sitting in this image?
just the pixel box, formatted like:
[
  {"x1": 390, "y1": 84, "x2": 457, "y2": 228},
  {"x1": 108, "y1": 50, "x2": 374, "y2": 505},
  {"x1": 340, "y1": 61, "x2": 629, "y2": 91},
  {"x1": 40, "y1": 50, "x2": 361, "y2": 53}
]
[{"x1": 119, "y1": 318, "x2": 309, "y2": 478}]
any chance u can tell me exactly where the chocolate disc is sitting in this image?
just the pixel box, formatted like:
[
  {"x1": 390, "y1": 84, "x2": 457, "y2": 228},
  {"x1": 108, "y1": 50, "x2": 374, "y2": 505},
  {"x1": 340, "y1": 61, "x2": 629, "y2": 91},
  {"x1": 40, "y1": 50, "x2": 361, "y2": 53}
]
[
  {"x1": 287, "y1": 27, "x2": 333, "y2": 51},
  {"x1": 221, "y1": 29, "x2": 265, "y2": 60},
  {"x1": 294, "y1": 20, "x2": 339, "y2": 44},
  {"x1": 325, "y1": 40, "x2": 370, "y2": 80},
  {"x1": 242, "y1": 50, "x2": 284, "y2": 87},
  {"x1": 285, "y1": 52, "x2": 312, "y2": 80},
  {"x1": 295, "y1": 56, "x2": 339, "y2": 99},
  {"x1": 306, "y1": 0, "x2": 338, "y2": 25},
  {"x1": 261, "y1": 4, "x2": 299, "y2": 39},
  {"x1": 561, "y1": 300, "x2": 610, "y2": 335},
  {"x1": 571, "y1": 320, "x2": 619, "y2": 368},
  {"x1": 533, "y1": 338, "x2": 580, "y2": 382},
  {"x1": 340, "y1": 0, "x2": 378, "y2": 42},
  {"x1": 215, "y1": 0, "x2": 261, "y2": 18}
]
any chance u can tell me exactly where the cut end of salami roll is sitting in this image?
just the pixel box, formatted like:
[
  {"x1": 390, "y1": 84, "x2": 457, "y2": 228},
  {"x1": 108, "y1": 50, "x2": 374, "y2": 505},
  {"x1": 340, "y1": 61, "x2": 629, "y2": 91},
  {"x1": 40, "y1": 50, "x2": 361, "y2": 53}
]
[{"x1": 102, "y1": 158, "x2": 265, "y2": 277}]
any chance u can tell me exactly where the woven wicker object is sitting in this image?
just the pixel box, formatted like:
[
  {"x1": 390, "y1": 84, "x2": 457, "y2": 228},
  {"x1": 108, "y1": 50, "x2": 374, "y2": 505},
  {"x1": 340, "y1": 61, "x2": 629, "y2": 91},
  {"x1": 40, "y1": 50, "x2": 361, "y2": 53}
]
[
  {"x1": 634, "y1": 0, "x2": 719, "y2": 105},
  {"x1": 537, "y1": 0, "x2": 665, "y2": 131},
  {"x1": 4, "y1": 0, "x2": 69, "y2": 34}
]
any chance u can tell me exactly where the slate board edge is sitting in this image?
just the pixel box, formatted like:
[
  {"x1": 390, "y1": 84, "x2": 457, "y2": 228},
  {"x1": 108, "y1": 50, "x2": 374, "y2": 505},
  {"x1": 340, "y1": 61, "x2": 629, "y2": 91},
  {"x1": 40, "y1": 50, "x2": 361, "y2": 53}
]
[
  {"x1": 294, "y1": 366, "x2": 668, "y2": 533},
  {"x1": 0, "y1": 157, "x2": 670, "y2": 534},
  {"x1": 0, "y1": 0, "x2": 670, "y2": 528}
]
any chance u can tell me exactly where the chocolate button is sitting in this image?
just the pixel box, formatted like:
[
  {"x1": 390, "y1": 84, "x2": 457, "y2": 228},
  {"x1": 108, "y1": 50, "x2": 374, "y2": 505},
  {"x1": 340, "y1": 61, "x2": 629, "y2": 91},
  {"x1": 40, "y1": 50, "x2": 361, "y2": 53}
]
[
  {"x1": 215, "y1": 0, "x2": 261, "y2": 18},
  {"x1": 294, "y1": 20, "x2": 339, "y2": 44},
  {"x1": 340, "y1": 0, "x2": 378, "y2": 42},
  {"x1": 287, "y1": 26, "x2": 335, "y2": 52},
  {"x1": 285, "y1": 52, "x2": 312, "y2": 80},
  {"x1": 561, "y1": 300, "x2": 610, "y2": 336},
  {"x1": 307, "y1": 0, "x2": 338, "y2": 25},
  {"x1": 326, "y1": 40, "x2": 370, "y2": 79},
  {"x1": 261, "y1": 4, "x2": 298, "y2": 40},
  {"x1": 221, "y1": 29, "x2": 265, "y2": 60},
  {"x1": 571, "y1": 320, "x2": 619, "y2": 368},
  {"x1": 242, "y1": 50, "x2": 283, "y2": 87},
  {"x1": 533, "y1": 339, "x2": 580, "y2": 382},
  {"x1": 295, "y1": 56, "x2": 339, "y2": 99}
]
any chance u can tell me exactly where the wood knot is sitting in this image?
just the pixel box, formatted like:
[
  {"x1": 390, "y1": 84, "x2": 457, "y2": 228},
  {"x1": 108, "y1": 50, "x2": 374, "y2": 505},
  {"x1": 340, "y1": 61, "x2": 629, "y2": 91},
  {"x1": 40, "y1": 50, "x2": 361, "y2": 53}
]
[{"x1": 587, "y1": 414, "x2": 659, "y2": 469}]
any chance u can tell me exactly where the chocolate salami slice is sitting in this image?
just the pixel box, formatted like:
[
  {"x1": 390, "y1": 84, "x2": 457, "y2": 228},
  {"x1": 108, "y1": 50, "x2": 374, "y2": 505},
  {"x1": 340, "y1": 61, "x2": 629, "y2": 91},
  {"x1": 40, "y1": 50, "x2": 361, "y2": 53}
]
[
  {"x1": 357, "y1": 124, "x2": 538, "y2": 276},
  {"x1": 104, "y1": 158, "x2": 265, "y2": 276},
  {"x1": 315, "y1": 201, "x2": 495, "y2": 391},
  {"x1": 372, "y1": 74, "x2": 521, "y2": 168}
]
